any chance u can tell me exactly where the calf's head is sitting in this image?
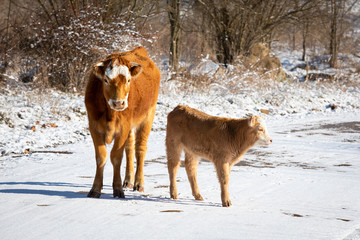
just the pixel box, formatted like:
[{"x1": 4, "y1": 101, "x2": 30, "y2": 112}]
[
  {"x1": 93, "y1": 58, "x2": 142, "y2": 111},
  {"x1": 249, "y1": 116, "x2": 272, "y2": 146}
]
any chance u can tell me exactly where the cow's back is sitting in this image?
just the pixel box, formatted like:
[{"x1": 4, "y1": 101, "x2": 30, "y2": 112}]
[{"x1": 123, "y1": 47, "x2": 160, "y2": 121}]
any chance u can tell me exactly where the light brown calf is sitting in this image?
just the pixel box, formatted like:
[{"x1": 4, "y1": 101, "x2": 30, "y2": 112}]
[
  {"x1": 85, "y1": 47, "x2": 160, "y2": 198},
  {"x1": 166, "y1": 105, "x2": 272, "y2": 207}
]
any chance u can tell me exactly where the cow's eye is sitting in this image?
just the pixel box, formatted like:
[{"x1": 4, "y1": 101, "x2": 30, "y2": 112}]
[
  {"x1": 127, "y1": 78, "x2": 131, "y2": 83},
  {"x1": 258, "y1": 127, "x2": 264, "y2": 132},
  {"x1": 104, "y1": 77, "x2": 109, "y2": 84}
]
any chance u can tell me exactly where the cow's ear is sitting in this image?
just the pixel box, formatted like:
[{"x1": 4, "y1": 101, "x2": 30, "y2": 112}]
[
  {"x1": 129, "y1": 63, "x2": 142, "y2": 79},
  {"x1": 249, "y1": 116, "x2": 258, "y2": 127},
  {"x1": 93, "y1": 59, "x2": 111, "y2": 79}
]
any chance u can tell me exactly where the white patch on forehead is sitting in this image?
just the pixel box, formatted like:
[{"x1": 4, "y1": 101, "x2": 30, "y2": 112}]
[
  {"x1": 257, "y1": 117, "x2": 269, "y2": 133},
  {"x1": 105, "y1": 64, "x2": 131, "y2": 80},
  {"x1": 257, "y1": 117, "x2": 266, "y2": 127}
]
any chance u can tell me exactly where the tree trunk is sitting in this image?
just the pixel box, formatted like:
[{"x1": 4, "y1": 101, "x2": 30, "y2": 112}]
[
  {"x1": 168, "y1": 0, "x2": 182, "y2": 72},
  {"x1": 215, "y1": 7, "x2": 232, "y2": 67},
  {"x1": 302, "y1": 20, "x2": 309, "y2": 61},
  {"x1": 329, "y1": 0, "x2": 338, "y2": 68},
  {"x1": 292, "y1": 26, "x2": 296, "y2": 51}
]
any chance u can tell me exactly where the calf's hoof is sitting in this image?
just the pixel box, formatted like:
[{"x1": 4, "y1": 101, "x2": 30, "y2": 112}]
[
  {"x1": 170, "y1": 193, "x2": 178, "y2": 200},
  {"x1": 113, "y1": 189, "x2": 125, "y2": 198},
  {"x1": 194, "y1": 194, "x2": 204, "y2": 201},
  {"x1": 87, "y1": 189, "x2": 101, "y2": 198}
]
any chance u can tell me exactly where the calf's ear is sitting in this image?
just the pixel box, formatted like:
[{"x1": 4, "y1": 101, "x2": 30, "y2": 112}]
[
  {"x1": 249, "y1": 116, "x2": 258, "y2": 127},
  {"x1": 129, "y1": 63, "x2": 142, "y2": 79}
]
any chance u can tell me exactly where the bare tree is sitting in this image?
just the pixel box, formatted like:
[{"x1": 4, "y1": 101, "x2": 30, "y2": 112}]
[
  {"x1": 317, "y1": 0, "x2": 359, "y2": 68},
  {"x1": 329, "y1": 0, "x2": 341, "y2": 68},
  {"x1": 195, "y1": 0, "x2": 316, "y2": 66},
  {"x1": 168, "y1": 0, "x2": 182, "y2": 72}
]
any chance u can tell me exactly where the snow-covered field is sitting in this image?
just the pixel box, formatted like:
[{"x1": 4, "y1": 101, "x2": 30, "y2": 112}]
[
  {"x1": 0, "y1": 110, "x2": 359, "y2": 240},
  {"x1": 1, "y1": 51, "x2": 360, "y2": 239}
]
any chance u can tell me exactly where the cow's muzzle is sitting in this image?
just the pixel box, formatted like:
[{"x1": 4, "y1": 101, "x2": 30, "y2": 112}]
[{"x1": 108, "y1": 99, "x2": 128, "y2": 111}]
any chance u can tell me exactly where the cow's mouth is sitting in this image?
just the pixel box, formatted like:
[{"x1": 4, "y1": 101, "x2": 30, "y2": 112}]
[
  {"x1": 113, "y1": 107, "x2": 126, "y2": 111},
  {"x1": 111, "y1": 105, "x2": 127, "y2": 111}
]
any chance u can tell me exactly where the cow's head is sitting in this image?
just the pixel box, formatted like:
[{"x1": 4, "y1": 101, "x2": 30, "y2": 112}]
[
  {"x1": 249, "y1": 116, "x2": 272, "y2": 146},
  {"x1": 93, "y1": 58, "x2": 142, "y2": 111}
]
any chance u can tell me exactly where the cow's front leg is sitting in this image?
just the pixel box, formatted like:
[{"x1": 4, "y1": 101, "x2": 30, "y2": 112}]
[
  {"x1": 88, "y1": 130, "x2": 107, "y2": 198},
  {"x1": 111, "y1": 128, "x2": 130, "y2": 198},
  {"x1": 123, "y1": 129, "x2": 135, "y2": 189},
  {"x1": 110, "y1": 137, "x2": 125, "y2": 198}
]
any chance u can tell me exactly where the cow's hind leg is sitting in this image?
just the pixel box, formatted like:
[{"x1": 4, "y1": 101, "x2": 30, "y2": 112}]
[
  {"x1": 133, "y1": 108, "x2": 156, "y2": 192},
  {"x1": 166, "y1": 136, "x2": 182, "y2": 200},
  {"x1": 123, "y1": 129, "x2": 135, "y2": 189},
  {"x1": 184, "y1": 152, "x2": 203, "y2": 201},
  {"x1": 88, "y1": 130, "x2": 107, "y2": 198}
]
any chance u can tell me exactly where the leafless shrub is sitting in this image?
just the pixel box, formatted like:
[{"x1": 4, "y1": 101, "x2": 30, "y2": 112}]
[{"x1": 1, "y1": 3, "x2": 148, "y2": 92}]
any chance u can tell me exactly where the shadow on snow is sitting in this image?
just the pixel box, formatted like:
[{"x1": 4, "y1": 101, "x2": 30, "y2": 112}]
[{"x1": 0, "y1": 181, "x2": 220, "y2": 207}]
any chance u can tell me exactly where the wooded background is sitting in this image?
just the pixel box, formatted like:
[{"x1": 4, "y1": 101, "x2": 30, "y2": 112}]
[{"x1": 0, "y1": 0, "x2": 359, "y2": 91}]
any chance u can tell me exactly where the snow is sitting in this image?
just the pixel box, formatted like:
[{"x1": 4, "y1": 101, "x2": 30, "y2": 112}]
[
  {"x1": 1, "y1": 50, "x2": 360, "y2": 239},
  {"x1": 190, "y1": 59, "x2": 220, "y2": 76},
  {"x1": 1, "y1": 112, "x2": 360, "y2": 239}
]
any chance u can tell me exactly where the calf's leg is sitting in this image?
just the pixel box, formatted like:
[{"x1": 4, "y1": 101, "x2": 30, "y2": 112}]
[
  {"x1": 215, "y1": 161, "x2": 232, "y2": 207},
  {"x1": 166, "y1": 138, "x2": 182, "y2": 200},
  {"x1": 184, "y1": 152, "x2": 203, "y2": 201}
]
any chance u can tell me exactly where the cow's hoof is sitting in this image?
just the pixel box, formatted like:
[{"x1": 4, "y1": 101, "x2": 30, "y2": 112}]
[
  {"x1": 123, "y1": 182, "x2": 134, "y2": 189},
  {"x1": 133, "y1": 184, "x2": 144, "y2": 192},
  {"x1": 113, "y1": 189, "x2": 125, "y2": 198},
  {"x1": 222, "y1": 200, "x2": 232, "y2": 207},
  {"x1": 87, "y1": 189, "x2": 101, "y2": 198}
]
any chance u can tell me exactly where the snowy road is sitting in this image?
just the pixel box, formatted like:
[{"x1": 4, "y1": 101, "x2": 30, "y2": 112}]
[{"x1": 0, "y1": 112, "x2": 359, "y2": 240}]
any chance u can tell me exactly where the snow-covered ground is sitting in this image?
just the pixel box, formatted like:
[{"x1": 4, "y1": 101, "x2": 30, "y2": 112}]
[
  {"x1": 0, "y1": 111, "x2": 359, "y2": 240},
  {"x1": 1, "y1": 51, "x2": 360, "y2": 239}
]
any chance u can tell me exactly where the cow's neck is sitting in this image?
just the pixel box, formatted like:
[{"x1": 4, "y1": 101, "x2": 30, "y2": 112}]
[
  {"x1": 106, "y1": 108, "x2": 116, "y2": 121},
  {"x1": 104, "y1": 97, "x2": 117, "y2": 121}
]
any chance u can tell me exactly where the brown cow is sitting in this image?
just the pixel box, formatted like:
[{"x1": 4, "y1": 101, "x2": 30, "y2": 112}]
[
  {"x1": 166, "y1": 105, "x2": 272, "y2": 207},
  {"x1": 85, "y1": 47, "x2": 160, "y2": 198}
]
